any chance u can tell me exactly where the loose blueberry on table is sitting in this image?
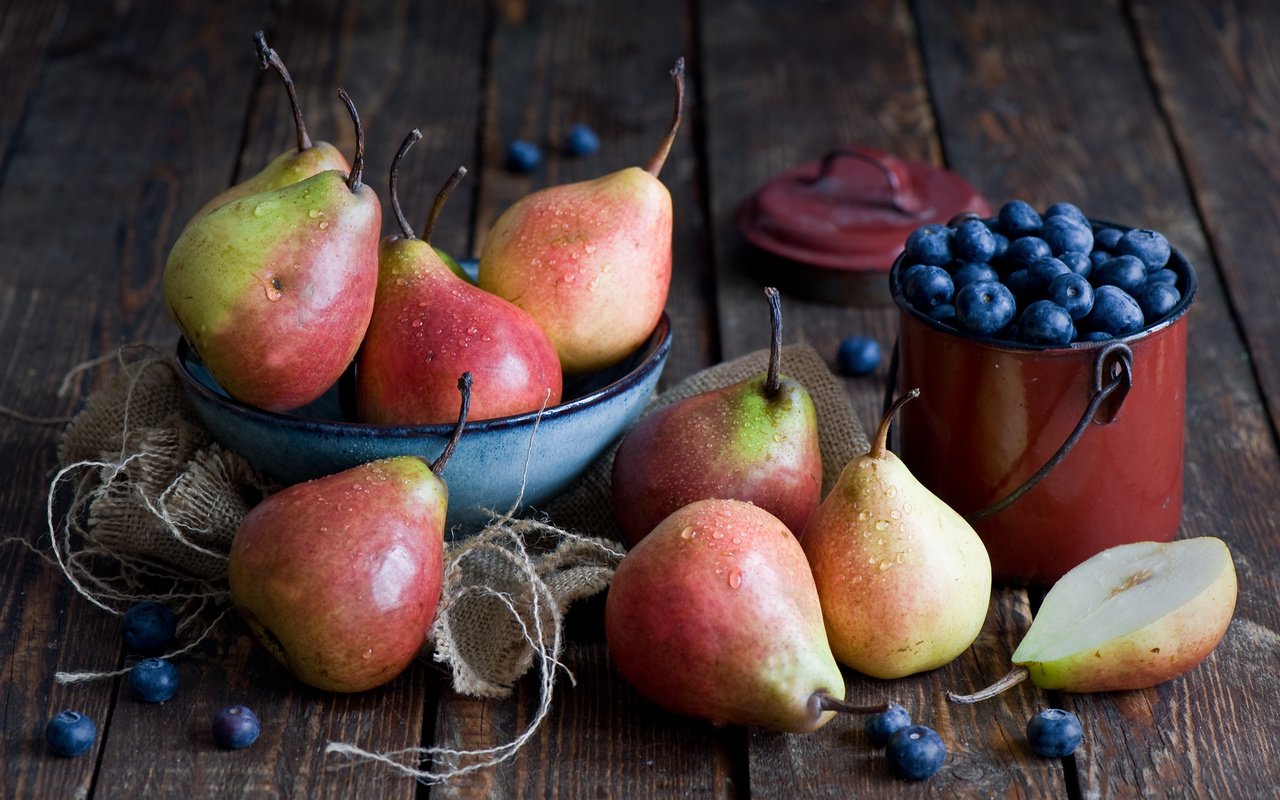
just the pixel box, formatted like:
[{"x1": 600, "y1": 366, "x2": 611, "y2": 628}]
[
  {"x1": 504, "y1": 139, "x2": 542, "y2": 173},
  {"x1": 45, "y1": 710, "x2": 96, "y2": 757},
  {"x1": 864, "y1": 702, "x2": 911, "y2": 747},
  {"x1": 120, "y1": 601, "x2": 177, "y2": 655},
  {"x1": 563, "y1": 123, "x2": 601, "y2": 156},
  {"x1": 1026, "y1": 708, "x2": 1084, "y2": 758},
  {"x1": 212, "y1": 705, "x2": 261, "y2": 750},
  {"x1": 836, "y1": 336, "x2": 882, "y2": 376},
  {"x1": 886, "y1": 724, "x2": 947, "y2": 780},
  {"x1": 127, "y1": 657, "x2": 180, "y2": 703}
]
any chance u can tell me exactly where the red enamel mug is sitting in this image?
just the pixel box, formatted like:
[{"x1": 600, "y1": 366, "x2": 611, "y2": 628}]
[{"x1": 889, "y1": 223, "x2": 1198, "y2": 586}]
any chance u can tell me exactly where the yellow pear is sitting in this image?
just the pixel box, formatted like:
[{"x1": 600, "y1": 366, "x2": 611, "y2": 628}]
[{"x1": 801, "y1": 390, "x2": 992, "y2": 679}]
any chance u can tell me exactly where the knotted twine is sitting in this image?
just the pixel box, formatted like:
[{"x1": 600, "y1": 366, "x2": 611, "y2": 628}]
[{"x1": 39, "y1": 341, "x2": 867, "y2": 784}]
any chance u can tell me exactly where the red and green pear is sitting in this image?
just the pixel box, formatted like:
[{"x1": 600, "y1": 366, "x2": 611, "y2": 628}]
[
  {"x1": 802, "y1": 390, "x2": 992, "y2": 679},
  {"x1": 477, "y1": 60, "x2": 685, "y2": 374},
  {"x1": 950, "y1": 536, "x2": 1237, "y2": 702},
  {"x1": 611, "y1": 287, "x2": 821, "y2": 547},
  {"x1": 605, "y1": 499, "x2": 886, "y2": 733},
  {"x1": 356, "y1": 130, "x2": 562, "y2": 424},
  {"x1": 193, "y1": 32, "x2": 349, "y2": 219},
  {"x1": 164, "y1": 89, "x2": 381, "y2": 412},
  {"x1": 228, "y1": 375, "x2": 471, "y2": 693}
]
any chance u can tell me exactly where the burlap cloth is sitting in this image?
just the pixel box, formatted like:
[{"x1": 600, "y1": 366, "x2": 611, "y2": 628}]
[{"x1": 49, "y1": 343, "x2": 867, "y2": 699}]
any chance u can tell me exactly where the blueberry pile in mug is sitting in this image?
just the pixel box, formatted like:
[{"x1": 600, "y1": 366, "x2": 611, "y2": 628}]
[{"x1": 896, "y1": 200, "x2": 1183, "y2": 346}]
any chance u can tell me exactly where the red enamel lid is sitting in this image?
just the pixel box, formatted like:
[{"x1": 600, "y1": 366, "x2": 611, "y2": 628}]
[{"x1": 736, "y1": 147, "x2": 992, "y2": 272}]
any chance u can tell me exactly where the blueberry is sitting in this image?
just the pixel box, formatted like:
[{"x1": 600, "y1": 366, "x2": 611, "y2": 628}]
[
  {"x1": 997, "y1": 199, "x2": 1042, "y2": 237},
  {"x1": 1003, "y1": 236, "x2": 1052, "y2": 270},
  {"x1": 128, "y1": 657, "x2": 179, "y2": 703},
  {"x1": 952, "y1": 219, "x2": 997, "y2": 263},
  {"x1": 1115, "y1": 228, "x2": 1171, "y2": 272},
  {"x1": 955, "y1": 280, "x2": 1017, "y2": 338},
  {"x1": 1081, "y1": 330, "x2": 1115, "y2": 342},
  {"x1": 836, "y1": 336, "x2": 882, "y2": 376},
  {"x1": 1093, "y1": 255, "x2": 1148, "y2": 295},
  {"x1": 990, "y1": 230, "x2": 1011, "y2": 262},
  {"x1": 1086, "y1": 285, "x2": 1144, "y2": 336},
  {"x1": 1059, "y1": 251, "x2": 1092, "y2": 278},
  {"x1": 1048, "y1": 272, "x2": 1095, "y2": 320},
  {"x1": 951, "y1": 262, "x2": 999, "y2": 291},
  {"x1": 865, "y1": 703, "x2": 912, "y2": 747},
  {"x1": 1018, "y1": 300, "x2": 1076, "y2": 346},
  {"x1": 121, "y1": 601, "x2": 177, "y2": 655},
  {"x1": 1093, "y1": 226, "x2": 1124, "y2": 251},
  {"x1": 1004, "y1": 268, "x2": 1039, "y2": 302},
  {"x1": 902, "y1": 264, "x2": 954, "y2": 310},
  {"x1": 1089, "y1": 249, "x2": 1112, "y2": 270},
  {"x1": 504, "y1": 139, "x2": 542, "y2": 172},
  {"x1": 1026, "y1": 708, "x2": 1083, "y2": 758},
  {"x1": 563, "y1": 123, "x2": 601, "y2": 157},
  {"x1": 1147, "y1": 267, "x2": 1178, "y2": 287},
  {"x1": 212, "y1": 705, "x2": 261, "y2": 750},
  {"x1": 1136, "y1": 282, "x2": 1182, "y2": 322},
  {"x1": 45, "y1": 710, "x2": 96, "y2": 757},
  {"x1": 928, "y1": 303, "x2": 957, "y2": 326},
  {"x1": 903, "y1": 224, "x2": 953, "y2": 267},
  {"x1": 1041, "y1": 216, "x2": 1094, "y2": 256},
  {"x1": 1028, "y1": 256, "x2": 1071, "y2": 291},
  {"x1": 1043, "y1": 201, "x2": 1088, "y2": 225},
  {"x1": 886, "y1": 725, "x2": 946, "y2": 781},
  {"x1": 457, "y1": 257, "x2": 480, "y2": 282}
]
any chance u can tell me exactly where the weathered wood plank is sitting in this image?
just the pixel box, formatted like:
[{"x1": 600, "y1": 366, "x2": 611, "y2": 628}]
[
  {"x1": 919, "y1": 0, "x2": 1280, "y2": 797},
  {"x1": 0, "y1": 1, "x2": 272, "y2": 798},
  {"x1": 0, "y1": 1, "x2": 68, "y2": 179},
  {"x1": 429, "y1": 1, "x2": 724, "y2": 797},
  {"x1": 697, "y1": 0, "x2": 1056, "y2": 796}
]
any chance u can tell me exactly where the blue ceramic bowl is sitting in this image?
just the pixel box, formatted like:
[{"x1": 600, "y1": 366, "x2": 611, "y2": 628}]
[{"x1": 174, "y1": 314, "x2": 671, "y2": 537}]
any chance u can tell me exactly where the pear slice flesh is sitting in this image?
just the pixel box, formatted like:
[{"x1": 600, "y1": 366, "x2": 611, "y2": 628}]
[{"x1": 952, "y1": 537, "x2": 1237, "y2": 702}]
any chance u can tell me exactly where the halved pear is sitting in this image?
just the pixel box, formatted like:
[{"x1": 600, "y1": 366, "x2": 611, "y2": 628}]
[{"x1": 950, "y1": 537, "x2": 1236, "y2": 700}]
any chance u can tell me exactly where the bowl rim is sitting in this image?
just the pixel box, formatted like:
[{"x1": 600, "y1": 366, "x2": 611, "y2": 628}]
[{"x1": 173, "y1": 312, "x2": 673, "y2": 438}]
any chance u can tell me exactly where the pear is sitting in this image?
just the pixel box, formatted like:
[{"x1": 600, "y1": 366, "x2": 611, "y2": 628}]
[
  {"x1": 228, "y1": 374, "x2": 471, "y2": 693},
  {"x1": 948, "y1": 537, "x2": 1237, "y2": 702},
  {"x1": 610, "y1": 287, "x2": 821, "y2": 547},
  {"x1": 164, "y1": 89, "x2": 381, "y2": 412},
  {"x1": 801, "y1": 390, "x2": 992, "y2": 679},
  {"x1": 356, "y1": 130, "x2": 563, "y2": 424},
  {"x1": 605, "y1": 498, "x2": 888, "y2": 733},
  {"x1": 193, "y1": 32, "x2": 350, "y2": 219},
  {"x1": 477, "y1": 59, "x2": 685, "y2": 374}
]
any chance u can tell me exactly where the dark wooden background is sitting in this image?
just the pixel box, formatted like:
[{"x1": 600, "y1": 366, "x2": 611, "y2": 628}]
[{"x1": 3, "y1": 1, "x2": 1279, "y2": 797}]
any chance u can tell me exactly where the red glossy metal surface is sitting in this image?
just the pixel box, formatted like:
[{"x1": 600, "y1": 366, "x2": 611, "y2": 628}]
[
  {"x1": 737, "y1": 147, "x2": 990, "y2": 304},
  {"x1": 890, "y1": 232, "x2": 1197, "y2": 586}
]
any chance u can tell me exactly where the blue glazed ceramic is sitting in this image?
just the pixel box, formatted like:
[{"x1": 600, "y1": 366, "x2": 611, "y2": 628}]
[{"x1": 174, "y1": 314, "x2": 671, "y2": 538}]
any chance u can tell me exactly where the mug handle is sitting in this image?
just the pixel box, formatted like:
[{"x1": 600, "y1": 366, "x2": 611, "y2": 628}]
[{"x1": 883, "y1": 340, "x2": 1135, "y2": 523}]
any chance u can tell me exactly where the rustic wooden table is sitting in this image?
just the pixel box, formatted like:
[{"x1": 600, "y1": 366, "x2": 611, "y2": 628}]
[{"x1": 3, "y1": 1, "x2": 1279, "y2": 797}]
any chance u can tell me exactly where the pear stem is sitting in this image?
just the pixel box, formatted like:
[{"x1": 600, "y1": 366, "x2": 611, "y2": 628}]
[
  {"x1": 389, "y1": 129, "x2": 424, "y2": 239},
  {"x1": 871, "y1": 388, "x2": 920, "y2": 459},
  {"x1": 644, "y1": 57, "x2": 686, "y2": 177},
  {"x1": 255, "y1": 31, "x2": 312, "y2": 153},
  {"x1": 337, "y1": 88, "x2": 365, "y2": 192},
  {"x1": 945, "y1": 666, "x2": 1030, "y2": 704},
  {"x1": 422, "y1": 166, "x2": 468, "y2": 246},
  {"x1": 816, "y1": 693, "x2": 892, "y2": 716},
  {"x1": 764, "y1": 287, "x2": 783, "y2": 398},
  {"x1": 431, "y1": 372, "x2": 473, "y2": 476}
]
